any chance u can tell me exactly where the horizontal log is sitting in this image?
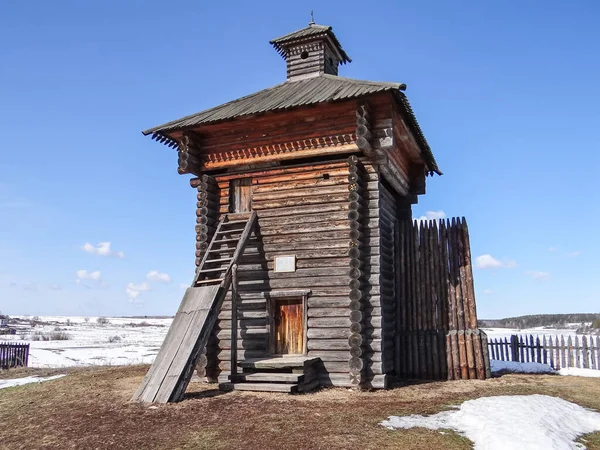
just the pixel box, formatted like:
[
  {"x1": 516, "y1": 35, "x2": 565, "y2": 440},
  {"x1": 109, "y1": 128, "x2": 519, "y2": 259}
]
[
  {"x1": 252, "y1": 184, "x2": 349, "y2": 202},
  {"x1": 307, "y1": 307, "x2": 351, "y2": 318},
  {"x1": 307, "y1": 328, "x2": 352, "y2": 339},
  {"x1": 307, "y1": 351, "x2": 351, "y2": 362},
  {"x1": 218, "y1": 310, "x2": 267, "y2": 320},
  {"x1": 307, "y1": 339, "x2": 351, "y2": 351},
  {"x1": 308, "y1": 317, "x2": 351, "y2": 328},
  {"x1": 253, "y1": 202, "x2": 349, "y2": 219}
]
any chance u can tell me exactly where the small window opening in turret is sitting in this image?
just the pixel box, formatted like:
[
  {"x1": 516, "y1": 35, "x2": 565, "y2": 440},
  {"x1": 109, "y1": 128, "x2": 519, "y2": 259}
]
[
  {"x1": 300, "y1": 51, "x2": 309, "y2": 59},
  {"x1": 328, "y1": 57, "x2": 333, "y2": 66},
  {"x1": 323, "y1": 173, "x2": 330, "y2": 180}
]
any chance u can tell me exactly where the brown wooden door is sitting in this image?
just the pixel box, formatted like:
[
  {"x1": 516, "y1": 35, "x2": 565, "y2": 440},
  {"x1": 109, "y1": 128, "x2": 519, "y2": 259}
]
[
  {"x1": 229, "y1": 178, "x2": 252, "y2": 213},
  {"x1": 273, "y1": 298, "x2": 304, "y2": 354}
]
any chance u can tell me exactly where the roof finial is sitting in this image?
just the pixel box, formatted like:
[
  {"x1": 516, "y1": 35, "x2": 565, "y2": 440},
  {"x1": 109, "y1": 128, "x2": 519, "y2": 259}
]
[{"x1": 309, "y1": 10, "x2": 315, "y2": 26}]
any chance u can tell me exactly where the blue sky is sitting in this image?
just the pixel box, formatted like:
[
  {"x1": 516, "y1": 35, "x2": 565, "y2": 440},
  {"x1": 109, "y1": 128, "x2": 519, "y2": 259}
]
[{"x1": 1, "y1": 1, "x2": 598, "y2": 319}]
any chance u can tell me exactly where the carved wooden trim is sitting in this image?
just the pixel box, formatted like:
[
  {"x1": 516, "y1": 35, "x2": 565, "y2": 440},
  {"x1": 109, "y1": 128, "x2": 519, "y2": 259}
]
[{"x1": 200, "y1": 133, "x2": 358, "y2": 169}]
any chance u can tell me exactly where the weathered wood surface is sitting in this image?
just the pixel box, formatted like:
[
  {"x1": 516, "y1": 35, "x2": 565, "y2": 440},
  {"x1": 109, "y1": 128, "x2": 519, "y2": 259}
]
[
  {"x1": 0, "y1": 342, "x2": 29, "y2": 369},
  {"x1": 488, "y1": 333, "x2": 600, "y2": 372},
  {"x1": 132, "y1": 284, "x2": 222, "y2": 403},
  {"x1": 396, "y1": 218, "x2": 488, "y2": 381}
]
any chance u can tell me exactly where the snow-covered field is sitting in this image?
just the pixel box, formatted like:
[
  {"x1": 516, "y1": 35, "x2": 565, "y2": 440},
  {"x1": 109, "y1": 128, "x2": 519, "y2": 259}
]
[
  {"x1": 1, "y1": 315, "x2": 171, "y2": 368},
  {"x1": 381, "y1": 395, "x2": 600, "y2": 450},
  {"x1": 1, "y1": 316, "x2": 599, "y2": 372},
  {"x1": 482, "y1": 324, "x2": 586, "y2": 341}
]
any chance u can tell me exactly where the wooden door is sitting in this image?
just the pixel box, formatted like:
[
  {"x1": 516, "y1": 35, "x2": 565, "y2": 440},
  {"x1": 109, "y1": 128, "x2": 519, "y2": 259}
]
[
  {"x1": 229, "y1": 178, "x2": 252, "y2": 213},
  {"x1": 273, "y1": 298, "x2": 304, "y2": 355}
]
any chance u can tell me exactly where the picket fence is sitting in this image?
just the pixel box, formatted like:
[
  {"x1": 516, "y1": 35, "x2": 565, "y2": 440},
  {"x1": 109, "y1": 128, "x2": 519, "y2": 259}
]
[
  {"x1": 0, "y1": 342, "x2": 30, "y2": 369},
  {"x1": 488, "y1": 334, "x2": 600, "y2": 370}
]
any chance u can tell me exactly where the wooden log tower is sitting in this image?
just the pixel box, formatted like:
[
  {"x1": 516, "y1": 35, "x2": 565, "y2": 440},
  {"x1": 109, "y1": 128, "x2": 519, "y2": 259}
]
[{"x1": 137, "y1": 21, "x2": 489, "y2": 397}]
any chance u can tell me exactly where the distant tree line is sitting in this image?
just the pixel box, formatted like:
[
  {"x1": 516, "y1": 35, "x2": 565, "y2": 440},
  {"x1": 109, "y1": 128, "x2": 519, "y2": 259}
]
[{"x1": 479, "y1": 313, "x2": 600, "y2": 329}]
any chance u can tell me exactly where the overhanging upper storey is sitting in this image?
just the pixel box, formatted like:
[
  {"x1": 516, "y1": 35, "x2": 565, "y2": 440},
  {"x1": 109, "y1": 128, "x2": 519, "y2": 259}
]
[{"x1": 142, "y1": 22, "x2": 442, "y2": 198}]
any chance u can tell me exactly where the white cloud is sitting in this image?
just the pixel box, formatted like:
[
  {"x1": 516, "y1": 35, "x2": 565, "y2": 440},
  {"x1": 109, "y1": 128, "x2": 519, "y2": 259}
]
[
  {"x1": 48, "y1": 284, "x2": 62, "y2": 291},
  {"x1": 75, "y1": 270, "x2": 106, "y2": 288},
  {"x1": 483, "y1": 289, "x2": 493, "y2": 295},
  {"x1": 126, "y1": 282, "x2": 151, "y2": 300},
  {"x1": 81, "y1": 242, "x2": 125, "y2": 259},
  {"x1": 146, "y1": 271, "x2": 172, "y2": 283},
  {"x1": 76, "y1": 270, "x2": 101, "y2": 283},
  {"x1": 526, "y1": 270, "x2": 550, "y2": 280},
  {"x1": 415, "y1": 210, "x2": 447, "y2": 223},
  {"x1": 180, "y1": 283, "x2": 189, "y2": 290},
  {"x1": 548, "y1": 247, "x2": 557, "y2": 252},
  {"x1": 475, "y1": 254, "x2": 517, "y2": 269},
  {"x1": 568, "y1": 251, "x2": 581, "y2": 257}
]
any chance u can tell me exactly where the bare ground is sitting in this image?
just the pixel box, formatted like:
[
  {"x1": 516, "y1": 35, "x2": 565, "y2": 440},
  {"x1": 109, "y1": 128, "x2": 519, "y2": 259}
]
[{"x1": 1, "y1": 365, "x2": 600, "y2": 450}]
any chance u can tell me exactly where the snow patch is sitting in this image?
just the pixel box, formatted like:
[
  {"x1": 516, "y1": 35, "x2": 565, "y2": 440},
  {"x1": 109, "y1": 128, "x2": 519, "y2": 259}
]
[
  {"x1": 381, "y1": 395, "x2": 600, "y2": 450},
  {"x1": 491, "y1": 359, "x2": 556, "y2": 374},
  {"x1": 0, "y1": 375, "x2": 66, "y2": 390},
  {"x1": 559, "y1": 367, "x2": 600, "y2": 378}
]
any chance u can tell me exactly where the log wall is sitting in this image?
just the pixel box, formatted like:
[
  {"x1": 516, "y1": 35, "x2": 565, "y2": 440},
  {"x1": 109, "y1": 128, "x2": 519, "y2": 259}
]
[
  {"x1": 396, "y1": 218, "x2": 489, "y2": 381},
  {"x1": 200, "y1": 160, "x2": 359, "y2": 385}
]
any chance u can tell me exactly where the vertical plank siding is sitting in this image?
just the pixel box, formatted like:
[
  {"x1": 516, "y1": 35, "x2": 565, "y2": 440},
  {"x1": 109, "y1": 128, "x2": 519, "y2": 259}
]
[
  {"x1": 487, "y1": 333, "x2": 600, "y2": 371},
  {"x1": 0, "y1": 342, "x2": 29, "y2": 369},
  {"x1": 396, "y1": 218, "x2": 489, "y2": 381}
]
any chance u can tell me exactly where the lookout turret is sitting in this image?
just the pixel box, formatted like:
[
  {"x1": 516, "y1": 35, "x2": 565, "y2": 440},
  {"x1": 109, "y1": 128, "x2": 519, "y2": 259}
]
[{"x1": 269, "y1": 23, "x2": 351, "y2": 81}]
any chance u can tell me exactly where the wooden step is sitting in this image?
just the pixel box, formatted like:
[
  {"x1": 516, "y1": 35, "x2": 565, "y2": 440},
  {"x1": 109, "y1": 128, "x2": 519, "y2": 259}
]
[
  {"x1": 216, "y1": 229, "x2": 243, "y2": 235},
  {"x1": 219, "y1": 382, "x2": 299, "y2": 393},
  {"x1": 239, "y1": 356, "x2": 320, "y2": 370},
  {"x1": 204, "y1": 257, "x2": 232, "y2": 264},
  {"x1": 195, "y1": 278, "x2": 224, "y2": 285},
  {"x1": 207, "y1": 247, "x2": 236, "y2": 253},
  {"x1": 222, "y1": 219, "x2": 249, "y2": 226},
  {"x1": 198, "y1": 267, "x2": 228, "y2": 274},
  {"x1": 212, "y1": 238, "x2": 240, "y2": 244},
  {"x1": 230, "y1": 373, "x2": 303, "y2": 383}
]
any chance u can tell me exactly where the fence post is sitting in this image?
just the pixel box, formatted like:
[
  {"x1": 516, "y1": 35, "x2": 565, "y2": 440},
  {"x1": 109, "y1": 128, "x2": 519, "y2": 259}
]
[
  {"x1": 582, "y1": 336, "x2": 589, "y2": 369},
  {"x1": 511, "y1": 335, "x2": 519, "y2": 362}
]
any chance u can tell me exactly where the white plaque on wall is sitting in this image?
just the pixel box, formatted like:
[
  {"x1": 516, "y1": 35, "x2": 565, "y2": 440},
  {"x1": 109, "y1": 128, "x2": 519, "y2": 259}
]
[{"x1": 274, "y1": 255, "x2": 296, "y2": 273}]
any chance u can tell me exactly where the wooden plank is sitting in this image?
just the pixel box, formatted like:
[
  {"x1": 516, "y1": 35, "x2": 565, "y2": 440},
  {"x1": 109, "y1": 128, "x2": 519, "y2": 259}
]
[
  {"x1": 582, "y1": 335, "x2": 589, "y2": 369},
  {"x1": 132, "y1": 288, "x2": 199, "y2": 402},
  {"x1": 230, "y1": 265, "x2": 239, "y2": 377},
  {"x1": 220, "y1": 382, "x2": 298, "y2": 393},
  {"x1": 154, "y1": 285, "x2": 222, "y2": 403}
]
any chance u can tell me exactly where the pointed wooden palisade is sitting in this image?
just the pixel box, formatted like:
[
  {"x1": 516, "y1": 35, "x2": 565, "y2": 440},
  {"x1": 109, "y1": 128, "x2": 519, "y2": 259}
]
[{"x1": 132, "y1": 212, "x2": 257, "y2": 403}]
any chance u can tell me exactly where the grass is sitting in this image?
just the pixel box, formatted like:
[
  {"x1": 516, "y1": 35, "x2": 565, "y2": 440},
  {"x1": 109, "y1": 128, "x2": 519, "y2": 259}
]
[{"x1": 0, "y1": 366, "x2": 599, "y2": 449}]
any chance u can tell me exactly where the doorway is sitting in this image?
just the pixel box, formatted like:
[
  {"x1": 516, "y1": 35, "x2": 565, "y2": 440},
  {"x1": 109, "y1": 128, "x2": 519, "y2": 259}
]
[
  {"x1": 270, "y1": 298, "x2": 305, "y2": 355},
  {"x1": 229, "y1": 178, "x2": 252, "y2": 213}
]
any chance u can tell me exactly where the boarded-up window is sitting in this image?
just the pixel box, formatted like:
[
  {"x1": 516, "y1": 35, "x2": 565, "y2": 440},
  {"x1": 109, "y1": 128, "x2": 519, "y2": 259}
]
[{"x1": 229, "y1": 178, "x2": 252, "y2": 213}]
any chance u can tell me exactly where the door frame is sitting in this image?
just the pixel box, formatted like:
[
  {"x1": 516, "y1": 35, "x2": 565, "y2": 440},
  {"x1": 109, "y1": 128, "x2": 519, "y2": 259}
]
[{"x1": 265, "y1": 289, "x2": 310, "y2": 355}]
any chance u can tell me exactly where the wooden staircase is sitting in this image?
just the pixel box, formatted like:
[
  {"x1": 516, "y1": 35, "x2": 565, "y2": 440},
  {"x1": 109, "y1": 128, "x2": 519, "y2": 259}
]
[
  {"x1": 194, "y1": 212, "x2": 257, "y2": 287},
  {"x1": 132, "y1": 212, "x2": 257, "y2": 403},
  {"x1": 219, "y1": 356, "x2": 321, "y2": 394}
]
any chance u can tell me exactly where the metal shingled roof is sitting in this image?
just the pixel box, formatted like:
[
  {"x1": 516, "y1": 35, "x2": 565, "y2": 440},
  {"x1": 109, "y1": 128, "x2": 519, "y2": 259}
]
[
  {"x1": 143, "y1": 75, "x2": 403, "y2": 135},
  {"x1": 143, "y1": 74, "x2": 441, "y2": 175}
]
